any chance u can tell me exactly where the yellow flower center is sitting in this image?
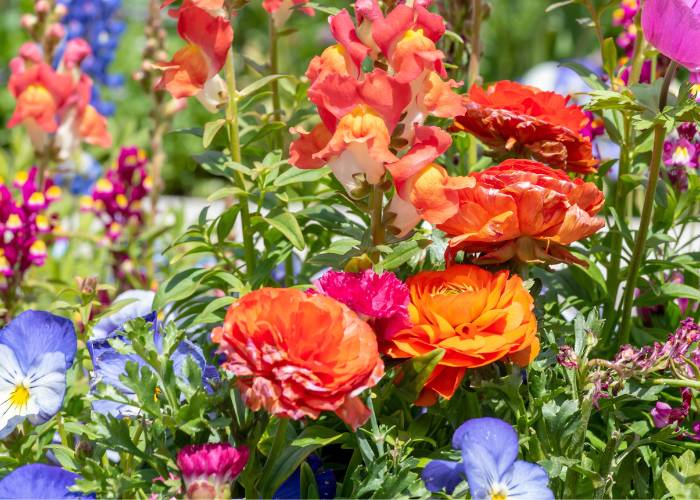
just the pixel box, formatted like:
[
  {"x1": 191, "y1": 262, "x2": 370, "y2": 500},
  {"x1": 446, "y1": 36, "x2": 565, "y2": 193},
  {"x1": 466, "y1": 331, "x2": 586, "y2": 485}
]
[
  {"x1": 489, "y1": 483, "x2": 509, "y2": 500},
  {"x1": 6, "y1": 214, "x2": 21, "y2": 229},
  {"x1": 30, "y1": 239, "x2": 47, "y2": 255},
  {"x1": 28, "y1": 192, "x2": 45, "y2": 206},
  {"x1": 14, "y1": 171, "x2": 29, "y2": 185},
  {"x1": 47, "y1": 185, "x2": 62, "y2": 200},
  {"x1": 673, "y1": 146, "x2": 690, "y2": 163},
  {"x1": 10, "y1": 383, "x2": 30, "y2": 407},
  {"x1": 154, "y1": 386, "x2": 161, "y2": 402},
  {"x1": 96, "y1": 179, "x2": 113, "y2": 193},
  {"x1": 116, "y1": 194, "x2": 128, "y2": 209}
]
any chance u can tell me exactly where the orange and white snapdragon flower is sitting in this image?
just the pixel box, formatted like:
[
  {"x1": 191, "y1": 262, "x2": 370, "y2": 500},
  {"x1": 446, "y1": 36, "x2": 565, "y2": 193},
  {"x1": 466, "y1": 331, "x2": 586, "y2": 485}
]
[
  {"x1": 156, "y1": 2, "x2": 233, "y2": 112},
  {"x1": 8, "y1": 39, "x2": 112, "y2": 161}
]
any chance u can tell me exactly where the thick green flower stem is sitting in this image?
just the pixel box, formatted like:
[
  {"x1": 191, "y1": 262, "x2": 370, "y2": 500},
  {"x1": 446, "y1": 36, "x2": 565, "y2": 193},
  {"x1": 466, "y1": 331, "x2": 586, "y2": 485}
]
[
  {"x1": 617, "y1": 60, "x2": 679, "y2": 346},
  {"x1": 466, "y1": 0, "x2": 482, "y2": 170},
  {"x1": 369, "y1": 185, "x2": 385, "y2": 247},
  {"x1": 224, "y1": 47, "x2": 256, "y2": 280},
  {"x1": 269, "y1": 19, "x2": 283, "y2": 150},
  {"x1": 602, "y1": 115, "x2": 632, "y2": 342}
]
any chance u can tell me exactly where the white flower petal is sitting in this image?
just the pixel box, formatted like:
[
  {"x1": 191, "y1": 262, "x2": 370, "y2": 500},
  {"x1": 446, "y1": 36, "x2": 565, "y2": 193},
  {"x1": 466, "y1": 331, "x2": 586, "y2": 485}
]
[
  {"x1": 25, "y1": 352, "x2": 67, "y2": 425},
  {"x1": 0, "y1": 345, "x2": 23, "y2": 388}
]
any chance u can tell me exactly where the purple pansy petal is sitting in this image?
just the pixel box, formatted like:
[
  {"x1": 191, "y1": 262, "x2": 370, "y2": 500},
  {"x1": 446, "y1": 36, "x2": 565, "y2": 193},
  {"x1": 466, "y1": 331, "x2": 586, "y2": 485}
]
[
  {"x1": 421, "y1": 459, "x2": 463, "y2": 494},
  {"x1": 0, "y1": 310, "x2": 77, "y2": 372},
  {"x1": 460, "y1": 441, "x2": 501, "y2": 499},
  {"x1": 91, "y1": 290, "x2": 155, "y2": 339},
  {"x1": 0, "y1": 464, "x2": 90, "y2": 499},
  {"x1": 453, "y1": 417, "x2": 519, "y2": 477},
  {"x1": 172, "y1": 339, "x2": 220, "y2": 393},
  {"x1": 501, "y1": 461, "x2": 554, "y2": 499}
]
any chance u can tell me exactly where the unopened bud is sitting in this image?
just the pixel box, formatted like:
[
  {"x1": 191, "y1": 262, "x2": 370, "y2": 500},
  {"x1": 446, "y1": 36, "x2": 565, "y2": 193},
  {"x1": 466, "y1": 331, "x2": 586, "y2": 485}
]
[
  {"x1": 47, "y1": 23, "x2": 65, "y2": 41},
  {"x1": 20, "y1": 14, "x2": 38, "y2": 30},
  {"x1": 35, "y1": 0, "x2": 51, "y2": 15},
  {"x1": 53, "y1": 3, "x2": 68, "y2": 18}
]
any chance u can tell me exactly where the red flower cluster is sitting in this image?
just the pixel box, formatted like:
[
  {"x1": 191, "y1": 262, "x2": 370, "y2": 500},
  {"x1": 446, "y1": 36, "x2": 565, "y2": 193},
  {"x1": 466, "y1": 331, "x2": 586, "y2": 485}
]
[{"x1": 453, "y1": 80, "x2": 598, "y2": 174}]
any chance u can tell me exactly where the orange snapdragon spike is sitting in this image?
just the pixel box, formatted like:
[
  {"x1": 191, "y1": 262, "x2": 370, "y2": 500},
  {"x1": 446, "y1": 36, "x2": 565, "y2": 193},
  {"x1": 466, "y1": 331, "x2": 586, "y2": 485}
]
[
  {"x1": 417, "y1": 159, "x2": 605, "y2": 266},
  {"x1": 155, "y1": 5, "x2": 233, "y2": 99},
  {"x1": 453, "y1": 80, "x2": 599, "y2": 174},
  {"x1": 79, "y1": 105, "x2": 113, "y2": 148},
  {"x1": 371, "y1": 4, "x2": 447, "y2": 82},
  {"x1": 7, "y1": 63, "x2": 74, "y2": 133},
  {"x1": 386, "y1": 264, "x2": 539, "y2": 405},
  {"x1": 212, "y1": 288, "x2": 384, "y2": 430}
]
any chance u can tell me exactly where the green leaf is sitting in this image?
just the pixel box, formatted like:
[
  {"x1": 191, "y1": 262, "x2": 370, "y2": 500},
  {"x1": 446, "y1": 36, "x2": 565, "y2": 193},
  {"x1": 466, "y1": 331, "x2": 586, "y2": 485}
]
[
  {"x1": 259, "y1": 426, "x2": 346, "y2": 498},
  {"x1": 662, "y1": 450, "x2": 700, "y2": 499},
  {"x1": 203, "y1": 119, "x2": 226, "y2": 148},
  {"x1": 395, "y1": 349, "x2": 445, "y2": 402},
  {"x1": 237, "y1": 74, "x2": 292, "y2": 100},
  {"x1": 602, "y1": 37, "x2": 618, "y2": 80},
  {"x1": 299, "y1": 462, "x2": 320, "y2": 499},
  {"x1": 273, "y1": 166, "x2": 330, "y2": 187},
  {"x1": 545, "y1": 0, "x2": 576, "y2": 12},
  {"x1": 153, "y1": 268, "x2": 209, "y2": 310},
  {"x1": 192, "y1": 296, "x2": 237, "y2": 324},
  {"x1": 265, "y1": 212, "x2": 305, "y2": 250}
]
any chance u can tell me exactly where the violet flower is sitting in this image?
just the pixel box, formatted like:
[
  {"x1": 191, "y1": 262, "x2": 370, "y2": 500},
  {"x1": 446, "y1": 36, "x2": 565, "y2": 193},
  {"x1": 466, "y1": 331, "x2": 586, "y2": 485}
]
[
  {"x1": 556, "y1": 345, "x2": 578, "y2": 369},
  {"x1": 422, "y1": 417, "x2": 553, "y2": 498},
  {"x1": 0, "y1": 463, "x2": 91, "y2": 499},
  {"x1": 0, "y1": 311, "x2": 76, "y2": 439}
]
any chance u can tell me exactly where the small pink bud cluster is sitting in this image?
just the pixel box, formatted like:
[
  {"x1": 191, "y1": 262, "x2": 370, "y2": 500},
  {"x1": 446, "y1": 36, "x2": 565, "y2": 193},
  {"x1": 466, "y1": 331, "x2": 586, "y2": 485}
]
[
  {"x1": 176, "y1": 443, "x2": 249, "y2": 500},
  {"x1": 0, "y1": 167, "x2": 61, "y2": 288},
  {"x1": 82, "y1": 147, "x2": 152, "y2": 243}
]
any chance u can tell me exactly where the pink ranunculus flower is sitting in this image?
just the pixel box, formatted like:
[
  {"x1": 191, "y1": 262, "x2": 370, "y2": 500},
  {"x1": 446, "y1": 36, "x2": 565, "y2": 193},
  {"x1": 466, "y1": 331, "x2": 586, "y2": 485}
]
[
  {"x1": 315, "y1": 269, "x2": 411, "y2": 342},
  {"x1": 641, "y1": 0, "x2": 700, "y2": 72},
  {"x1": 176, "y1": 443, "x2": 249, "y2": 500}
]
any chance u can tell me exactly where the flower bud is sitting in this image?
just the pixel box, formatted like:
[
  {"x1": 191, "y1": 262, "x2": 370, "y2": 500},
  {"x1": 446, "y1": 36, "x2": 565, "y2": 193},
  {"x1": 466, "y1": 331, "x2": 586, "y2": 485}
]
[{"x1": 177, "y1": 443, "x2": 249, "y2": 500}]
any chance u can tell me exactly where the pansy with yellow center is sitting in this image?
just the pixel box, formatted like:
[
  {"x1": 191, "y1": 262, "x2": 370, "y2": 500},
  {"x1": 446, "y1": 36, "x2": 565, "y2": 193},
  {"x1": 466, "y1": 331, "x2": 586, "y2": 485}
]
[
  {"x1": 0, "y1": 310, "x2": 76, "y2": 439},
  {"x1": 422, "y1": 417, "x2": 553, "y2": 498}
]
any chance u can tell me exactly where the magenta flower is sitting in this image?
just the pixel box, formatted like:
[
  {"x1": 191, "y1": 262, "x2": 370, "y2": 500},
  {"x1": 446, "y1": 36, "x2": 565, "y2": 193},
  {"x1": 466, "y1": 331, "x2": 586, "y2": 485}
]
[
  {"x1": 314, "y1": 269, "x2": 411, "y2": 342},
  {"x1": 641, "y1": 0, "x2": 700, "y2": 72},
  {"x1": 177, "y1": 443, "x2": 249, "y2": 500},
  {"x1": 664, "y1": 138, "x2": 697, "y2": 168},
  {"x1": 556, "y1": 345, "x2": 578, "y2": 369},
  {"x1": 651, "y1": 388, "x2": 691, "y2": 428}
]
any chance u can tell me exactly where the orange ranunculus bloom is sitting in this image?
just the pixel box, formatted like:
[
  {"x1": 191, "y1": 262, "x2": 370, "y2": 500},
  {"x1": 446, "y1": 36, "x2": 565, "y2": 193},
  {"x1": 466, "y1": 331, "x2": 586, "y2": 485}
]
[
  {"x1": 212, "y1": 288, "x2": 384, "y2": 430},
  {"x1": 386, "y1": 264, "x2": 539, "y2": 405},
  {"x1": 418, "y1": 159, "x2": 605, "y2": 266},
  {"x1": 452, "y1": 80, "x2": 598, "y2": 174}
]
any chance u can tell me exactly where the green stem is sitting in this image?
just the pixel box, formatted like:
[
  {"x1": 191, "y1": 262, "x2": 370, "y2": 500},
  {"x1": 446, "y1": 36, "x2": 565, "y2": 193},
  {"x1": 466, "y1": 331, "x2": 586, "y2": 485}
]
[
  {"x1": 652, "y1": 378, "x2": 700, "y2": 391},
  {"x1": 366, "y1": 392, "x2": 384, "y2": 456},
  {"x1": 269, "y1": 18, "x2": 283, "y2": 150},
  {"x1": 628, "y1": 12, "x2": 645, "y2": 87},
  {"x1": 466, "y1": 0, "x2": 482, "y2": 171},
  {"x1": 603, "y1": 115, "x2": 632, "y2": 343},
  {"x1": 224, "y1": 42, "x2": 256, "y2": 281},
  {"x1": 369, "y1": 185, "x2": 385, "y2": 247},
  {"x1": 618, "y1": 61, "x2": 679, "y2": 346}
]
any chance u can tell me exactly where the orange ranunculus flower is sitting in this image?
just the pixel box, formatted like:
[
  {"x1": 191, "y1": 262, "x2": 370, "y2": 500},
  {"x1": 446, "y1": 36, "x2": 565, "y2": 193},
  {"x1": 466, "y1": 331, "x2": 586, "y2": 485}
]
[
  {"x1": 418, "y1": 159, "x2": 605, "y2": 266},
  {"x1": 386, "y1": 264, "x2": 539, "y2": 405},
  {"x1": 212, "y1": 288, "x2": 384, "y2": 430},
  {"x1": 452, "y1": 80, "x2": 598, "y2": 174}
]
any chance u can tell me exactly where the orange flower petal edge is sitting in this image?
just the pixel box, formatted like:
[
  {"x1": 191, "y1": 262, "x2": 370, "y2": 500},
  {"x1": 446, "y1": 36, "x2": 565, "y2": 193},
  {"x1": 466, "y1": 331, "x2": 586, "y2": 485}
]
[{"x1": 212, "y1": 288, "x2": 384, "y2": 430}]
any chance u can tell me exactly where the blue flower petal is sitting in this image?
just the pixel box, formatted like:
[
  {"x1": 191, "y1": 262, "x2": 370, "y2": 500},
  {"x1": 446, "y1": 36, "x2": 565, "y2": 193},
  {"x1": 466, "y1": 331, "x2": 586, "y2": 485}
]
[
  {"x1": 0, "y1": 311, "x2": 76, "y2": 372},
  {"x1": 273, "y1": 456, "x2": 336, "y2": 499},
  {"x1": 172, "y1": 340, "x2": 220, "y2": 392},
  {"x1": 0, "y1": 464, "x2": 91, "y2": 498},
  {"x1": 91, "y1": 290, "x2": 155, "y2": 339},
  {"x1": 422, "y1": 459, "x2": 463, "y2": 494},
  {"x1": 502, "y1": 460, "x2": 553, "y2": 499},
  {"x1": 454, "y1": 417, "x2": 518, "y2": 477},
  {"x1": 461, "y1": 441, "x2": 500, "y2": 499}
]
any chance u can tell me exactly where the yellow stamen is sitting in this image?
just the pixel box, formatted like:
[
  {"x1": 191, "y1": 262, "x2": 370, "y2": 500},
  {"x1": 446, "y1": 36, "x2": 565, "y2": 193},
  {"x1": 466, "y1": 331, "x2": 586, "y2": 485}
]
[{"x1": 10, "y1": 384, "x2": 30, "y2": 407}]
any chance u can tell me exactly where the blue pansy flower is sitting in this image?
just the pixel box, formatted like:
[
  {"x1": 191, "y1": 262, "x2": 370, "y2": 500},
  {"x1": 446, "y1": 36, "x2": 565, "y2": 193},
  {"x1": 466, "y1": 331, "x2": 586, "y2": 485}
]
[
  {"x1": 92, "y1": 289, "x2": 155, "y2": 339},
  {"x1": 0, "y1": 311, "x2": 76, "y2": 439},
  {"x1": 87, "y1": 291, "x2": 219, "y2": 417},
  {"x1": 274, "y1": 455, "x2": 336, "y2": 499},
  {"x1": 0, "y1": 464, "x2": 90, "y2": 498},
  {"x1": 422, "y1": 417, "x2": 553, "y2": 499},
  {"x1": 56, "y1": 152, "x2": 103, "y2": 196}
]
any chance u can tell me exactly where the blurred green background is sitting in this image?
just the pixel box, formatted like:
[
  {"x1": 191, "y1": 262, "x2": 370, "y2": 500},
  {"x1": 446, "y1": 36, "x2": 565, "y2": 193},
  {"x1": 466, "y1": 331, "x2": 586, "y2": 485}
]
[{"x1": 0, "y1": 0, "x2": 598, "y2": 196}]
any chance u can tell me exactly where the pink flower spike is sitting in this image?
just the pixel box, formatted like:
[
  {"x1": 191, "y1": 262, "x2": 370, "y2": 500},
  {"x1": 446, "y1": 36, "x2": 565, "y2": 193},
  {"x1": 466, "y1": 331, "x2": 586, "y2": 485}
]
[{"x1": 177, "y1": 443, "x2": 249, "y2": 500}]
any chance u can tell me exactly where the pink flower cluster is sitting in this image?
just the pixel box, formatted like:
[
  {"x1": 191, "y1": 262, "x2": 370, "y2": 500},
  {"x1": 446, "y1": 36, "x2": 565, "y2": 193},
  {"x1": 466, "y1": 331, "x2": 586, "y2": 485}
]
[
  {"x1": 176, "y1": 443, "x2": 249, "y2": 499},
  {"x1": 0, "y1": 167, "x2": 61, "y2": 287},
  {"x1": 314, "y1": 268, "x2": 411, "y2": 343},
  {"x1": 82, "y1": 147, "x2": 152, "y2": 242}
]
